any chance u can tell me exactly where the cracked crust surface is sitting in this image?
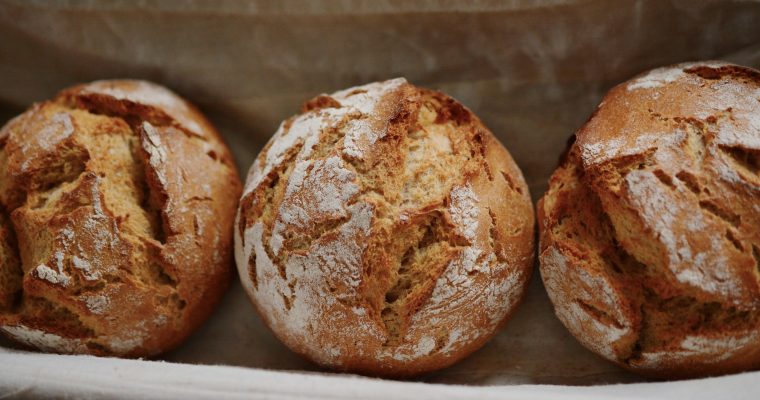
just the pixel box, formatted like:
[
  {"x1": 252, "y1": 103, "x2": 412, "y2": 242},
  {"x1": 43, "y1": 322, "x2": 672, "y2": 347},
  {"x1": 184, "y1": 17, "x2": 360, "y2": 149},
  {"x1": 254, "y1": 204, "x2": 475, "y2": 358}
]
[
  {"x1": 0, "y1": 80, "x2": 241, "y2": 357},
  {"x1": 539, "y1": 62, "x2": 760, "y2": 378},
  {"x1": 235, "y1": 78, "x2": 534, "y2": 376}
]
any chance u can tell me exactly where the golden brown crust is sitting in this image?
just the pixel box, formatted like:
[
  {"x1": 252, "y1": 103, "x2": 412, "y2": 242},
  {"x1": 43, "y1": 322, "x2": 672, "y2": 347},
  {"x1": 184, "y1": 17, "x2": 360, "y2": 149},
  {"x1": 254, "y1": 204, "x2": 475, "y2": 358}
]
[
  {"x1": 235, "y1": 78, "x2": 534, "y2": 376},
  {"x1": 539, "y1": 62, "x2": 760, "y2": 378},
  {"x1": 0, "y1": 80, "x2": 241, "y2": 357}
]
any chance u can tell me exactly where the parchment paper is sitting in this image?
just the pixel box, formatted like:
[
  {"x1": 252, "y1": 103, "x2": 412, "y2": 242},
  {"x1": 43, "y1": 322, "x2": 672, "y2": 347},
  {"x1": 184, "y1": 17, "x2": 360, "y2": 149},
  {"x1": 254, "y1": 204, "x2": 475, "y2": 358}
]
[{"x1": 1, "y1": 0, "x2": 760, "y2": 390}]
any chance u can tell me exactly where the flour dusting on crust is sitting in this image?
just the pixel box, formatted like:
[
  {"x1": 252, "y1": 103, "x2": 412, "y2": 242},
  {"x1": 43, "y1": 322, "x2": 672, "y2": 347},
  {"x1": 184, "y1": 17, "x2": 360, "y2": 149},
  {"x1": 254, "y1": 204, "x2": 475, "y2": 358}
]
[
  {"x1": 624, "y1": 170, "x2": 737, "y2": 298},
  {"x1": 243, "y1": 78, "x2": 407, "y2": 197},
  {"x1": 627, "y1": 66, "x2": 686, "y2": 91},
  {"x1": 541, "y1": 245, "x2": 632, "y2": 361},
  {"x1": 637, "y1": 332, "x2": 760, "y2": 369},
  {"x1": 72, "y1": 255, "x2": 101, "y2": 281},
  {"x1": 19, "y1": 112, "x2": 74, "y2": 172},
  {"x1": 548, "y1": 62, "x2": 760, "y2": 375},
  {"x1": 141, "y1": 122, "x2": 169, "y2": 186},
  {"x1": 449, "y1": 184, "x2": 479, "y2": 241},
  {"x1": 1, "y1": 325, "x2": 86, "y2": 353},
  {"x1": 626, "y1": 62, "x2": 728, "y2": 92},
  {"x1": 581, "y1": 130, "x2": 686, "y2": 166},
  {"x1": 81, "y1": 80, "x2": 204, "y2": 135},
  {"x1": 33, "y1": 264, "x2": 71, "y2": 286},
  {"x1": 245, "y1": 202, "x2": 381, "y2": 359},
  {"x1": 84, "y1": 295, "x2": 110, "y2": 315},
  {"x1": 236, "y1": 80, "x2": 533, "y2": 373},
  {"x1": 335, "y1": 78, "x2": 406, "y2": 159},
  {"x1": 269, "y1": 156, "x2": 359, "y2": 255},
  {"x1": 377, "y1": 184, "x2": 525, "y2": 362}
]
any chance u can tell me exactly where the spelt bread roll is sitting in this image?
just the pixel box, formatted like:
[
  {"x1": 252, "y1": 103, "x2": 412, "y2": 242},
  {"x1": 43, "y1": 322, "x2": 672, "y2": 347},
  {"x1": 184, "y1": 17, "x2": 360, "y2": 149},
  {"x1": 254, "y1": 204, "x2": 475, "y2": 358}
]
[
  {"x1": 235, "y1": 78, "x2": 534, "y2": 376},
  {"x1": 539, "y1": 62, "x2": 760, "y2": 378},
  {"x1": 0, "y1": 80, "x2": 241, "y2": 357}
]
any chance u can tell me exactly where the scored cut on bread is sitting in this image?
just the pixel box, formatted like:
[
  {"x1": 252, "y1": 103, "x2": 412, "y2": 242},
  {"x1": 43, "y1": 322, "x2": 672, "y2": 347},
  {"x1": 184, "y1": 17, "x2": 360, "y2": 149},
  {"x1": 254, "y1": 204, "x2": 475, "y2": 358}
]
[
  {"x1": 539, "y1": 62, "x2": 760, "y2": 378},
  {"x1": 0, "y1": 80, "x2": 241, "y2": 357},
  {"x1": 235, "y1": 78, "x2": 535, "y2": 376}
]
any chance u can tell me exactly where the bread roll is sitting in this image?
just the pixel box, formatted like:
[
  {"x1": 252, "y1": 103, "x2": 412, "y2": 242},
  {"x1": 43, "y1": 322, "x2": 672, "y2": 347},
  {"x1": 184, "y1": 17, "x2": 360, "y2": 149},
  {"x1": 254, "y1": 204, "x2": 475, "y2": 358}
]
[
  {"x1": 539, "y1": 62, "x2": 760, "y2": 378},
  {"x1": 0, "y1": 80, "x2": 241, "y2": 357},
  {"x1": 235, "y1": 78, "x2": 534, "y2": 376}
]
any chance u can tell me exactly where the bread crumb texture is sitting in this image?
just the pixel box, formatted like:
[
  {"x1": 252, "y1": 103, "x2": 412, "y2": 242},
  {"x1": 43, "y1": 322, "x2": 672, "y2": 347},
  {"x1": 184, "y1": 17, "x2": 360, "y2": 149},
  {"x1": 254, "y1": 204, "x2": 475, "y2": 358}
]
[
  {"x1": 235, "y1": 78, "x2": 534, "y2": 376},
  {"x1": 539, "y1": 62, "x2": 760, "y2": 378},
  {"x1": 0, "y1": 80, "x2": 241, "y2": 357}
]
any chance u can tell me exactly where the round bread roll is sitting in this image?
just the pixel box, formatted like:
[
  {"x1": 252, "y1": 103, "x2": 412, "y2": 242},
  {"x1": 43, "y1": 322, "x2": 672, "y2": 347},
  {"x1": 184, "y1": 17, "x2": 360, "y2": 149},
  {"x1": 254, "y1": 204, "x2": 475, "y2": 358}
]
[
  {"x1": 539, "y1": 62, "x2": 760, "y2": 378},
  {"x1": 235, "y1": 78, "x2": 534, "y2": 376},
  {"x1": 0, "y1": 80, "x2": 241, "y2": 357}
]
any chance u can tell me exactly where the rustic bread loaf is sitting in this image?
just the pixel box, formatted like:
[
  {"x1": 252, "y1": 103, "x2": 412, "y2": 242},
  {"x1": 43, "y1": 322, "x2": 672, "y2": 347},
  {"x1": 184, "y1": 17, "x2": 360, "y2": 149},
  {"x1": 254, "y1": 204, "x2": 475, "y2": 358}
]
[
  {"x1": 0, "y1": 80, "x2": 241, "y2": 357},
  {"x1": 539, "y1": 62, "x2": 760, "y2": 378},
  {"x1": 235, "y1": 78, "x2": 534, "y2": 376}
]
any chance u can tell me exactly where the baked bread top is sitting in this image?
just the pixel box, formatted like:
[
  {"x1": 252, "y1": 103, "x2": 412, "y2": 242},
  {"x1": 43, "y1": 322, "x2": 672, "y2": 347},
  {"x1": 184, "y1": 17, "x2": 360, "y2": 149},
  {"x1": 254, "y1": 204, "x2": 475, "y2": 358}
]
[
  {"x1": 236, "y1": 78, "x2": 534, "y2": 376},
  {"x1": 0, "y1": 80, "x2": 241, "y2": 357},
  {"x1": 539, "y1": 62, "x2": 760, "y2": 377}
]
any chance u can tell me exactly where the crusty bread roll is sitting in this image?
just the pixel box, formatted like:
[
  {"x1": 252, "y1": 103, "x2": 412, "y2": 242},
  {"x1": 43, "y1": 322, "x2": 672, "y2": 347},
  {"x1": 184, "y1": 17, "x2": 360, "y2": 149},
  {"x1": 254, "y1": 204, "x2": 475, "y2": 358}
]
[
  {"x1": 539, "y1": 62, "x2": 760, "y2": 378},
  {"x1": 0, "y1": 80, "x2": 241, "y2": 357},
  {"x1": 235, "y1": 78, "x2": 534, "y2": 376}
]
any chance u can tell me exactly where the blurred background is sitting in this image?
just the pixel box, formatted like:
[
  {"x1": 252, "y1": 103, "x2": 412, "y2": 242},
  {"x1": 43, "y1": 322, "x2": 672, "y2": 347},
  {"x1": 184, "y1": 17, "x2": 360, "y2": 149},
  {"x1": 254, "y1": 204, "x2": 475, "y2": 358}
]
[
  {"x1": 1, "y1": 0, "x2": 760, "y2": 385},
  {"x1": 3, "y1": 0, "x2": 760, "y2": 198}
]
